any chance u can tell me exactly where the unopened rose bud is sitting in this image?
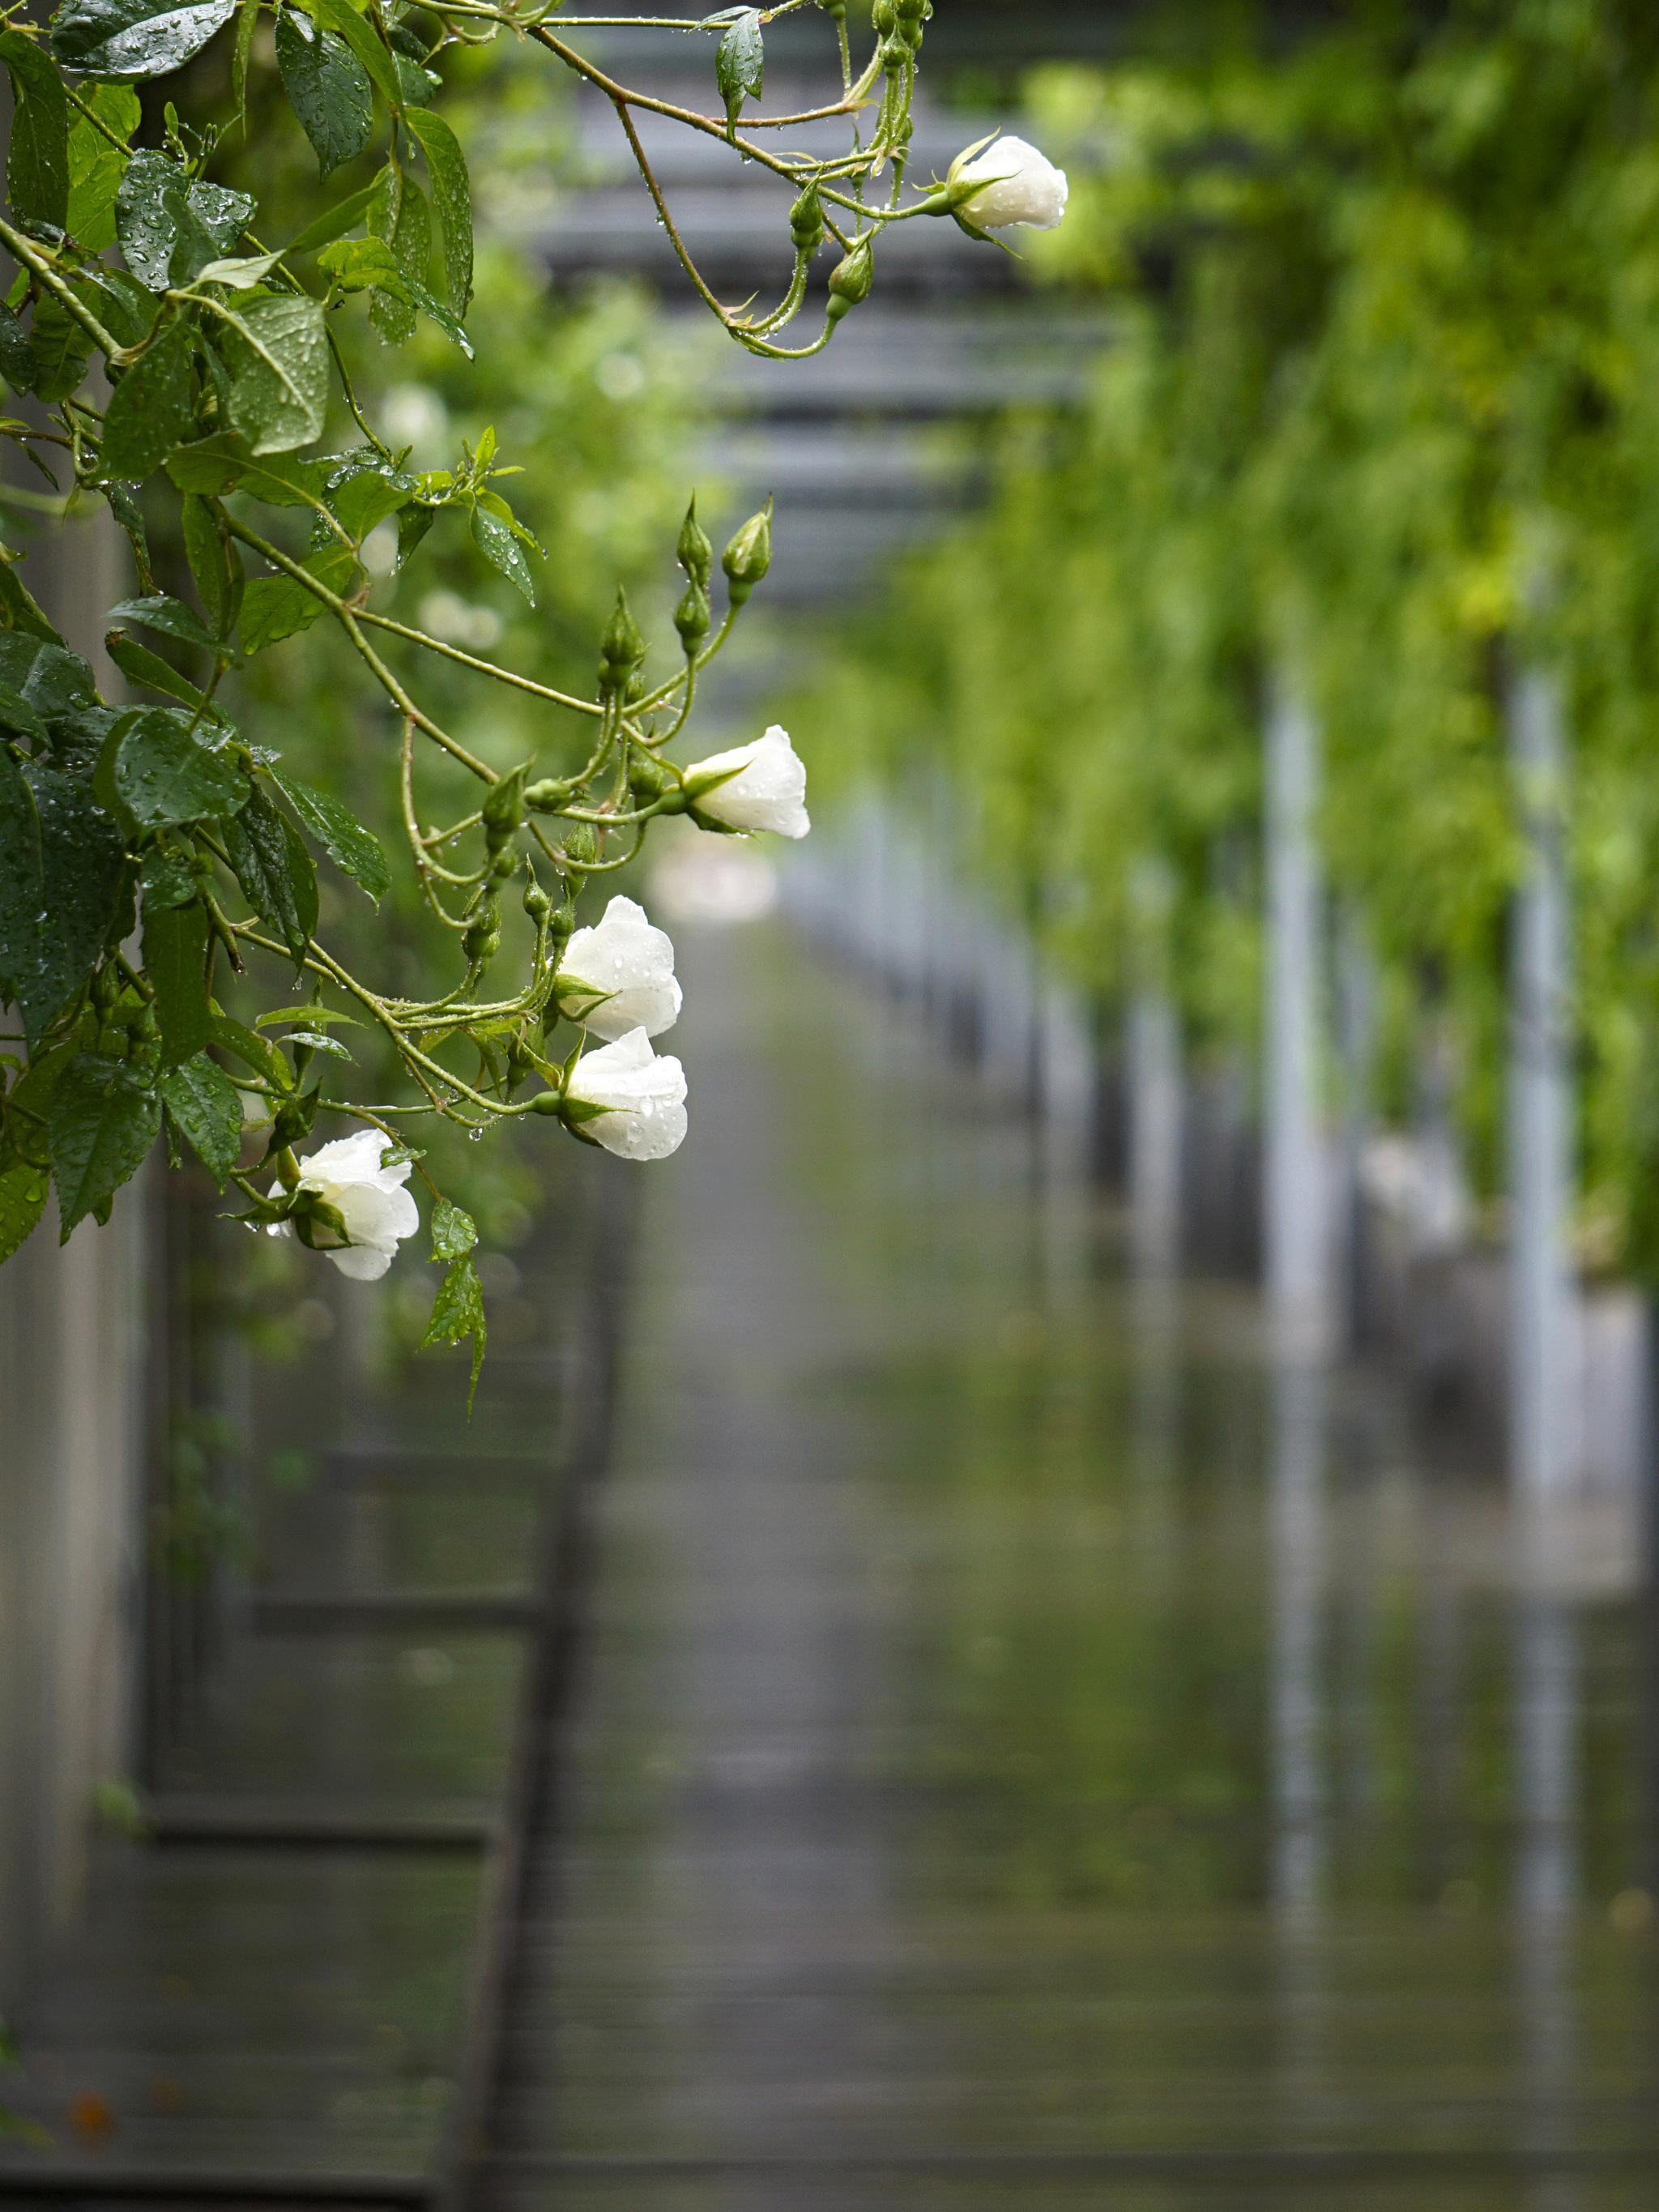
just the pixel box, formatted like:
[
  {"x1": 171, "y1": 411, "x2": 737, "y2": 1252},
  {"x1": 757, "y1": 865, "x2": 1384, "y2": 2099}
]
[
  {"x1": 628, "y1": 752, "x2": 673, "y2": 803},
  {"x1": 872, "y1": 0, "x2": 894, "y2": 29},
  {"x1": 562, "y1": 821, "x2": 601, "y2": 871},
  {"x1": 825, "y1": 240, "x2": 873, "y2": 327},
  {"x1": 464, "y1": 899, "x2": 501, "y2": 965},
  {"x1": 675, "y1": 581, "x2": 711, "y2": 650},
  {"x1": 523, "y1": 873, "x2": 552, "y2": 925},
  {"x1": 526, "y1": 776, "x2": 574, "y2": 813},
  {"x1": 482, "y1": 765, "x2": 526, "y2": 850},
  {"x1": 940, "y1": 135, "x2": 1068, "y2": 233},
  {"x1": 816, "y1": 0, "x2": 846, "y2": 18},
  {"x1": 790, "y1": 184, "x2": 824, "y2": 258},
  {"x1": 722, "y1": 503, "x2": 773, "y2": 608},
  {"x1": 677, "y1": 497, "x2": 713, "y2": 591},
  {"x1": 598, "y1": 587, "x2": 646, "y2": 695}
]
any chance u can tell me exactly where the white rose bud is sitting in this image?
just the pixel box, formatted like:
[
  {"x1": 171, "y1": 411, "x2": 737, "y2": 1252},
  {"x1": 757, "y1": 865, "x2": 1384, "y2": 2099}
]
[
  {"x1": 565, "y1": 1028, "x2": 688, "y2": 1161},
  {"x1": 267, "y1": 1129, "x2": 419, "y2": 1282},
  {"x1": 556, "y1": 895, "x2": 683, "y2": 1041},
  {"x1": 949, "y1": 135, "x2": 1068, "y2": 232},
  {"x1": 684, "y1": 724, "x2": 810, "y2": 840}
]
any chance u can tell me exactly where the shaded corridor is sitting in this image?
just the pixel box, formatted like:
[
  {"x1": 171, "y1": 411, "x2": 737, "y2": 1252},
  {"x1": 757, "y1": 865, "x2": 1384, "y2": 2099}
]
[{"x1": 480, "y1": 918, "x2": 1659, "y2": 2211}]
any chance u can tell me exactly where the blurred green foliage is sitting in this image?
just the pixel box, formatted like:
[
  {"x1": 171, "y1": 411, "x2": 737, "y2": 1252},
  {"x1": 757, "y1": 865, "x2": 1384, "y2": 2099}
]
[{"x1": 789, "y1": 0, "x2": 1659, "y2": 1273}]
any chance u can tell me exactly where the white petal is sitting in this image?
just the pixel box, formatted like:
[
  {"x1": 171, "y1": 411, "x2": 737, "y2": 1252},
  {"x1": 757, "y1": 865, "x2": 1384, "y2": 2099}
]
[
  {"x1": 327, "y1": 1243, "x2": 395, "y2": 1282},
  {"x1": 685, "y1": 726, "x2": 810, "y2": 839}
]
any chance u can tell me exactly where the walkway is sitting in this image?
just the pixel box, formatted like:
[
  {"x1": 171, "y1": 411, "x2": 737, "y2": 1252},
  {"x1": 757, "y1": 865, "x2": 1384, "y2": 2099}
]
[{"x1": 476, "y1": 916, "x2": 1659, "y2": 2210}]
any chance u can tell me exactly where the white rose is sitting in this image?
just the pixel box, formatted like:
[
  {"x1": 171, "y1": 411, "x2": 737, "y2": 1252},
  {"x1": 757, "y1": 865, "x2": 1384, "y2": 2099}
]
[
  {"x1": 684, "y1": 724, "x2": 811, "y2": 840},
  {"x1": 949, "y1": 135, "x2": 1069, "y2": 232},
  {"x1": 267, "y1": 1128, "x2": 419, "y2": 1281},
  {"x1": 556, "y1": 895, "x2": 682, "y2": 1040},
  {"x1": 564, "y1": 1027, "x2": 688, "y2": 1162}
]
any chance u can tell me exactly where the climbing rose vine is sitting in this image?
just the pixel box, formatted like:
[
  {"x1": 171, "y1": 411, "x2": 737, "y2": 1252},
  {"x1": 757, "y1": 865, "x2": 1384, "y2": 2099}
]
[{"x1": 0, "y1": 0, "x2": 1063, "y2": 1387}]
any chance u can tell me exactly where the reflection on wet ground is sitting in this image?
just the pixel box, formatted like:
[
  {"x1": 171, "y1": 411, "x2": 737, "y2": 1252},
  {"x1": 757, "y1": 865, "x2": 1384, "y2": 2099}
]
[{"x1": 482, "y1": 920, "x2": 1659, "y2": 2211}]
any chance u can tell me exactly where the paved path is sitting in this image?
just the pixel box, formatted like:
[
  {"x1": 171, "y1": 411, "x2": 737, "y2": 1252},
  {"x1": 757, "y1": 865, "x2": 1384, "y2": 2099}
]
[{"x1": 480, "y1": 919, "x2": 1659, "y2": 2212}]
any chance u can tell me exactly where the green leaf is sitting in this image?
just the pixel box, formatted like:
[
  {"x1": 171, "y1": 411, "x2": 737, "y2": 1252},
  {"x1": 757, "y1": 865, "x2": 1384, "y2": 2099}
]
[
  {"x1": 207, "y1": 1002, "x2": 292, "y2": 1088},
  {"x1": 395, "y1": 53, "x2": 438, "y2": 105},
  {"x1": 0, "y1": 549, "x2": 62, "y2": 644},
  {"x1": 404, "y1": 107, "x2": 471, "y2": 312},
  {"x1": 28, "y1": 296, "x2": 93, "y2": 404},
  {"x1": 715, "y1": 9, "x2": 763, "y2": 131},
  {"x1": 311, "y1": 0, "x2": 403, "y2": 116},
  {"x1": 139, "y1": 839, "x2": 199, "y2": 912},
  {"x1": 166, "y1": 434, "x2": 322, "y2": 506},
  {"x1": 101, "y1": 321, "x2": 197, "y2": 482},
  {"x1": 142, "y1": 895, "x2": 211, "y2": 1069},
  {"x1": 284, "y1": 173, "x2": 382, "y2": 258},
  {"x1": 0, "y1": 28, "x2": 70, "y2": 231},
  {"x1": 396, "y1": 501, "x2": 437, "y2": 569},
  {"x1": 46, "y1": 1052, "x2": 159, "y2": 1238},
  {"x1": 0, "y1": 299, "x2": 35, "y2": 395},
  {"x1": 231, "y1": 0, "x2": 256, "y2": 122},
  {"x1": 0, "y1": 745, "x2": 43, "y2": 1005},
  {"x1": 106, "y1": 631, "x2": 223, "y2": 718},
  {"x1": 116, "y1": 150, "x2": 254, "y2": 292},
  {"x1": 223, "y1": 782, "x2": 317, "y2": 962},
  {"x1": 66, "y1": 147, "x2": 127, "y2": 253},
  {"x1": 106, "y1": 592, "x2": 223, "y2": 655},
  {"x1": 0, "y1": 633, "x2": 96, "y2": 711},
  {"x1": 181, "y1": 493, "x2": 242, "y2": 640},
  {"x1": 270, "y1": 767, "x2": 389, "y2": 901},
  {"x1": 318, "y1": 232, "x2": 407, "y2": 297},
  {"x1": 162, "y1": 1026, "x2": 234, "y2": 1148},
  {"x1": 421, "y1": 1252, "x2": 486, "y2": 1406},
  {"x1": 50, "y1": 0, "x2": 237, "y2": 80},
  {"x1": 159, "y1": 1049, "x2": 241, "y2": 1185},
  {"x1": 0, "y1": 1150, "x2": 50, "y2": 1263},
  {"x1": 237, "y1": 540, "x2": 356, "y2": 652},
  {"x1": 102, "y1": 707, "x2": 252, "y2": 831},
  {"x1": 367, "y1": 164, "x2": 428, "y2": 344},
  {"x1": 15, "y1": 762, "x2": 125, "y2": 1047},
  {"x1": 429, "y1": 1194, "x2": 476, "y2": 1262},
  {"x1": 275, "y1": 4, "x2": 372, "y2": 178},
  {"x1": 471, "y1": 498, "x2": 535, "y2": 604},
  {"x1": 218, "y1": 292, "x2": 329, "y2": 455}
]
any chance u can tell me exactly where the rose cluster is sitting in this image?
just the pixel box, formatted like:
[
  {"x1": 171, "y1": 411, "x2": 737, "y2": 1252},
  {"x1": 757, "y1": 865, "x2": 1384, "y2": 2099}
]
[{"x1": 279, "y1": 725, "x2": 809, "y2": 1276}]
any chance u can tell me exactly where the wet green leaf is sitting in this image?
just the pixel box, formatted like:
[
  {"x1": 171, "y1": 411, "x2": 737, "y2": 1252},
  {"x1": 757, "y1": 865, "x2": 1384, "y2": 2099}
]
[
  {"x1": 165, "y1": 434, "x2": 322, "y2": 506},
  {"x1": 159, "y1": 1049, "x2": 241, "y2": 1185},
  {"x1": 270, "y1": 767, "x2": 390, "y2": 902},
  {"x1": 142, "y1": 895, "x2": 211, "y2": 1069},
  {"x1": 223, "y1": 782, "x2": 317, "y2": 962},
  {"x1": 715, "y1": 9, "x2": 763, "y2": 131},
  {"x1": 367, "y1": 164, "x2": 428, "y2": 344},
  {"x1": 116, "y1": 149, "x2": 254, "y2": 292},
  {"x1": 0, "y1": 28, "x2": 70, "y2": 230},
  {"x1": 429, "y1": 1194, "x2": 476, "y2": 1262},
  {"x1": 405, "y1": 106, "x2": 471, "y2": 312},
  {"x1": 101, "y1": 707, "x2": 250, "y2": 831},
  {"x1": 50, "y1": 0, "x2": 237, "y2": 80},
  {"x1": 275, "y1": 4, "x2": 372, "y2": 177},
  {"x1": 106, "y1": 592, "x2": 222, "y2": 655},
  {"x1": 422, "y1": 1252, "x2": 486, "y2": 1406},
  {"x1": 101, "y1": 321, "x2": 198, "y2": 482},
  {"x1": 0, "y1": 1150, "x2": 50, "y2": 1262},
  {"x1": 219, "y1": 291, "x2": 329, "y2": 455},
  {"x1": 47, "y1": 1051, "x2": 159, "y2": 1237},
  {"x1": 237, "y1": 540, "x2": 356, "y2": 653},
  {"x1": 471, "y1": 499, "x2": 535, "y2": 604},
  {"x1": 14, "y1": 762, "x2": 125, "y2": 1046}
]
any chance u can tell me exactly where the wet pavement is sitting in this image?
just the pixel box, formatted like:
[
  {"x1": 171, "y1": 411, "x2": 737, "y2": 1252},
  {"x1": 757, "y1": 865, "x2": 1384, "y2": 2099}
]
[{"x1": 482, "y1": 916, "x2": 1659, "y2": 2211}]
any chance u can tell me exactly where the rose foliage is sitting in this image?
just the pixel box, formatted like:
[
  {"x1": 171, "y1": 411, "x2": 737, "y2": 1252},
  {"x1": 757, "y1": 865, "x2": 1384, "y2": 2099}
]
[{"x1": 0, "y1": 0, "x2": 1056, "y2": 1370}]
